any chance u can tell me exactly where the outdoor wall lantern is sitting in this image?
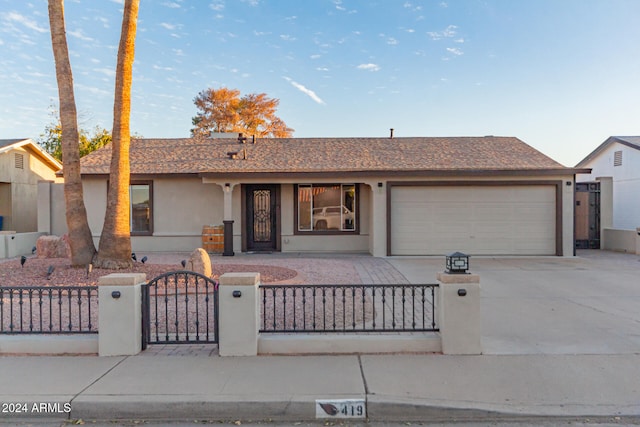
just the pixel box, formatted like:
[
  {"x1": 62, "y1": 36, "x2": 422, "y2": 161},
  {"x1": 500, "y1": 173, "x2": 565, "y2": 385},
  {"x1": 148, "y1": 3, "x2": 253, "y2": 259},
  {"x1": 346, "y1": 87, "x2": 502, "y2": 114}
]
[
  {"x1": 224, "y1": 183, "x2": 231, "y2": 192},
  {"x1": 446, "y1": 251, "x2": 469, "y2": 274}
]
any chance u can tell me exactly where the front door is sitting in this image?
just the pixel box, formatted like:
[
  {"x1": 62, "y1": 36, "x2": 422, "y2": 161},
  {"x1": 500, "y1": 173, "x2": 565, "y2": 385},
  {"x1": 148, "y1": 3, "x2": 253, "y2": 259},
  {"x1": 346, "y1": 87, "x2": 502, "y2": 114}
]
[{"x1": 246, "y1": 184, "x2": 279, "y2": 252}]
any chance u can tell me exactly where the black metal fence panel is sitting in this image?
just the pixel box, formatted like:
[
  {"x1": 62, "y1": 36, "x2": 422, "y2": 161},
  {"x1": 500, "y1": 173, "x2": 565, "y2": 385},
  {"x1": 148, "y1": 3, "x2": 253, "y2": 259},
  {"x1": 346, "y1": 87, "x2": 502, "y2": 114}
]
[
  {"x1": 0, "y1": 286, "x2": 98, "y2": 334},
  {"x1": 260, "y1": 284, "x2": 438, "y2": 333},
  {"x1": 143, "y1": 271, "x2": 219, "y2": 346}
]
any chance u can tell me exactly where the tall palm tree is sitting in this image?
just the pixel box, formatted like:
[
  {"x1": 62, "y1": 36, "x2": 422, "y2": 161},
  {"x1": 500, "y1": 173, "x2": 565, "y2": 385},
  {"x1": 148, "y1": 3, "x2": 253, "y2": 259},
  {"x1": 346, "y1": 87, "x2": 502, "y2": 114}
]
[
  {"x1": 94, "y1": 0, "x2": 140, "y2": 269},
  {"x1": 47, "y1": 0, "x2": 96, "y2": 266}
]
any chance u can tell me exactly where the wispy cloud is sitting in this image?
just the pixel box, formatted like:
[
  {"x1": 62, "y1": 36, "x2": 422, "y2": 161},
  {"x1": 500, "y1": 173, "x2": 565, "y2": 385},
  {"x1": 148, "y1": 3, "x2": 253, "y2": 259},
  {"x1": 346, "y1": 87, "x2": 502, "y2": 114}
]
[
  {"x1": 333, "y1": 0, "x2": 356, "y2": 13},
  {"x1": 68, "y1": 29, "x2": 94, "y2": 42},
  {"x1": 403, "y1": 2, "x2": 422, "y2": 12},
  {"x1": 357, "y1": 63, "x2": 380, "y2": 72},
  {"x1": 427, "y1": 25, "x2": 457, "y2": 40},
  {"x1": 446, "y1": 47, "x2": 463, "y2": 56},
  {"x1": 280, "y1": 34, "x2": 296, "y2": 41},
  {"x1": 163, "y1": 2, "x2": 181, "y2": 8},
  {"x1": 153, "y1": 64, "x2": 174, "y2": 71},
  {"x1": 210, "y1": 0, "x2": 224, "y2": 12},
  {"x1": 283, "y1": 76, "x2": 326, "y2": 105},
  {"x1": 2, "y1": 12, "x2": 47, "y2": 33},
  {"x1": 387, "y1": 37, "x2": 398, "y2": 45},
  {"x1": 93, "y1": 68, "x2": 116, "y2": 77},
  {"x1": 160, "y1": 22, "x2": 178, "y2": 30},
  {"x1": 95, "y1": 16, "x2": 109, "y2": 28}
]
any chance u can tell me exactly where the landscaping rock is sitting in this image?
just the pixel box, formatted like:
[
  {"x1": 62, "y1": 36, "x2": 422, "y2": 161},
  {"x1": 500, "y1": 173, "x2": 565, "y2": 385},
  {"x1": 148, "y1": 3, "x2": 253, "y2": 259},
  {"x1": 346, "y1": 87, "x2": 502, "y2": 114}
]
[
  {"x1": 36, "y1": 234, "x2": 71, "y2": 259},
  {"x1": 188, "y1": 248, "x2": 212, "y2": 277}
]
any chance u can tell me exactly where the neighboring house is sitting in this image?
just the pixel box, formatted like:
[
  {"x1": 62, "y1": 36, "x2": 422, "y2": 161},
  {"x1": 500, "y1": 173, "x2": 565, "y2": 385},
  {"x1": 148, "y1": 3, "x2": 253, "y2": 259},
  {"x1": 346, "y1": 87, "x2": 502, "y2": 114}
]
[
  {"x1": 73, "y1": 135, "x2": 587, "y2": 257},
  {"x1": 576, "y1": 136, "x2": 640, "y2": 253},
  {"x1": 0, "y1": 139, "x2": 62, "y2": 232}
]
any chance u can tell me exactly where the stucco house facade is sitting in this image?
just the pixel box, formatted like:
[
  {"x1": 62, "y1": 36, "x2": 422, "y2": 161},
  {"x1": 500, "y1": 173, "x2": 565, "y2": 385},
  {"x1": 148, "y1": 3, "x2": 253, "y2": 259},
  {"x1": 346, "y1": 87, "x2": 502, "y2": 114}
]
[
  {"x1": 0, "y1": 139, "x2": 62, "y2": 232},
  {"x1": 576, "y1": 136, "x2": 640, "y2": 253},
  {"x1": 63, "y1": 135, "x2": 586, "y2": 257}
]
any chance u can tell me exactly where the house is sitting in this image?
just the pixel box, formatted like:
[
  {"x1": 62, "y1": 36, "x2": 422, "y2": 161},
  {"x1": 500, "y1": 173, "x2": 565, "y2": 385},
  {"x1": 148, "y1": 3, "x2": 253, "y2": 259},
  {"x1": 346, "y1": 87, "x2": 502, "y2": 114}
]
[
  {"x1": 0, "y1": 139, "x2": 62, "y2": 232},
  {"x1": 64, "y1": 135, "x2": 587, "y2": 257},
  {"x1": 576, "y1": 136, "x2": 640, "y2": 253}
]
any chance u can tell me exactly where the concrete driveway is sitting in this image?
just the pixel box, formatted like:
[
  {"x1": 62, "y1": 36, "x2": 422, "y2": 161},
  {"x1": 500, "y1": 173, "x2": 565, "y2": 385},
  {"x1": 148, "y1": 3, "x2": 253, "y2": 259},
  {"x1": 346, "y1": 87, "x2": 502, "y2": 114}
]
[{"x1": 387, "y1": 250, "x2": 640, "y2": 355}]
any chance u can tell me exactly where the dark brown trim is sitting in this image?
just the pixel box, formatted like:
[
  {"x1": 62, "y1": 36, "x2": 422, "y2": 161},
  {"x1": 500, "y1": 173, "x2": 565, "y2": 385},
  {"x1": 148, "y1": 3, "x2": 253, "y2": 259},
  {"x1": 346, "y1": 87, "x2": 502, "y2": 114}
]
[
  {"x1": 386, "y1": 180, "x2": 564, "y2": 256},
  {"x1": 130, "y1": 180, "x2": 154, "y2": 236},
  {"x1": 243, "y1": 184, "x2": 281, "y2": 252},
  {"x1": 82, "y1": 173, "x2": 200, "y2": 179},
  {"x1": 241, "y1": 185, "x2": 247, "y2": 252},
  {"x1": 293, "y1": 183, "x2": 361, "y2": 236}
]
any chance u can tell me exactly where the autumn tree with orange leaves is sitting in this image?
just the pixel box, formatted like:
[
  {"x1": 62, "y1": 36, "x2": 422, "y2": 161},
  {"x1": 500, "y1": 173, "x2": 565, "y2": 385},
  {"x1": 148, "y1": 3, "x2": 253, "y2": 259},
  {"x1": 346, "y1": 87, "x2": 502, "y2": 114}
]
[{"x1": 191, "y1": 87, "x2": 293, "y2": 138}]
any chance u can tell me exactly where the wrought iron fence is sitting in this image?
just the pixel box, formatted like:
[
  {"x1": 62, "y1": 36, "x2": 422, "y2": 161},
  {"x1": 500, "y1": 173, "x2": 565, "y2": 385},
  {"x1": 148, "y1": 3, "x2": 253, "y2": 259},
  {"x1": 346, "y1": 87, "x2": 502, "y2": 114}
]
[
  {"x1": 0, "y1": 286, "x2": 98, "y2": 334},
  {"x1": 142, "y1": 271, "x2": 219, "y2": 346},
  {"x1": 260, "y1": 284, "x2": 438, "y2": 333}
]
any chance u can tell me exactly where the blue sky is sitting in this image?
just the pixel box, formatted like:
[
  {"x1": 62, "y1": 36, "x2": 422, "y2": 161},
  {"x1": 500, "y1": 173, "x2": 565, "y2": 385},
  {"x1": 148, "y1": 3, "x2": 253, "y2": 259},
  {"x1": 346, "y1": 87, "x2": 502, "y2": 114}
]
[{"x1": 1, "y1": 0, "x2": 639, "y2": 167}]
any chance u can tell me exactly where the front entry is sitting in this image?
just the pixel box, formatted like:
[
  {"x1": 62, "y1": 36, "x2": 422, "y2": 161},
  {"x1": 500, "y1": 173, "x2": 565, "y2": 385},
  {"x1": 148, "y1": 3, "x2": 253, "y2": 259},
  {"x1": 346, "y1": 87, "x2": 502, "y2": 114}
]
[
  {"x1": 245, "y1": 184, "x2": 279, "y2": 252},
  {"x1": 575, "y1": 182, "x2": 600, "y2": 249}
]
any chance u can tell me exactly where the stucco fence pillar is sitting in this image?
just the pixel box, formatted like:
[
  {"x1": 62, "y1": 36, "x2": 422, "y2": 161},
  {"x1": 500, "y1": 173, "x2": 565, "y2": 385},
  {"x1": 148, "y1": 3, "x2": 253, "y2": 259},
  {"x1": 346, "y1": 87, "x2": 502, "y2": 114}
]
[
  {"x1": 437, "y1": 272, "x2": 482, "y2": 355},
  {"x1": 98, "y1": 273, "x2": 146, "y2": 357},
  {"x1": 218, "y1": 273, "x2": 260, "y2": 356}
]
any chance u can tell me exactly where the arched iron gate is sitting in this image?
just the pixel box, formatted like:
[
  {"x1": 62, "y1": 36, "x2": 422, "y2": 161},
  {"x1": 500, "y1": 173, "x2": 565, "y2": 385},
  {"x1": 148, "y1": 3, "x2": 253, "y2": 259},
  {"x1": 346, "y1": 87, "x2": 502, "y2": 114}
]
[{"x1": 142, "y1": 271, "x2": 219, "y2": 348}]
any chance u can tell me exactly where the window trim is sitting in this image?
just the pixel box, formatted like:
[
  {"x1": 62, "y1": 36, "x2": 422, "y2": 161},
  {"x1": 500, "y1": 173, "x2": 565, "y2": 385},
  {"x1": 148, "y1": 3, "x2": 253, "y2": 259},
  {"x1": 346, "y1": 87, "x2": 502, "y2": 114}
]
[
  {"x1": 293, "y1": 183, "x2": 360, "y2": 235},
  {"x1": 130, "y1": 180, "x2": 153, "y2": 236}
]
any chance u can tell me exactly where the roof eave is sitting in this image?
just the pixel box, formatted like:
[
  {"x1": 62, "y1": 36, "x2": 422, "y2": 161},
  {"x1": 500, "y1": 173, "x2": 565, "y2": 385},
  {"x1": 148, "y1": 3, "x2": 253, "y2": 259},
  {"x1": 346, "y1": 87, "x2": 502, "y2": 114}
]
[
  {"x1": 198, "y1": 168, "x2": 589, "y2": 179},
  {"x1": 576, "y1": 136, "x2": 640, "y2": 167}
]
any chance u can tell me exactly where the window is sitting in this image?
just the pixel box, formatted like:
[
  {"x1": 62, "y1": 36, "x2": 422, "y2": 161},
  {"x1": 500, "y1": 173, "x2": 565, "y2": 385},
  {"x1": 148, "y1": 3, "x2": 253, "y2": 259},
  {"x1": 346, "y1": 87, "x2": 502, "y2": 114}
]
[
  {"x1": 296, "y1": 184, "x2": 357, "y2": 233},
  {"x1": 130, "y1": 181, "x2": 153, "y2": 235}
]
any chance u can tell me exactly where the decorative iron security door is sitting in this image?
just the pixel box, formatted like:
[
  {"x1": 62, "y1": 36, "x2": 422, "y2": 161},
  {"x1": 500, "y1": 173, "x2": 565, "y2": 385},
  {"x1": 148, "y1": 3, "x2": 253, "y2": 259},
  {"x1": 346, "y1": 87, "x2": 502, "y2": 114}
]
[
  {"x1": 575, "y1": 182, "x2": 600, "y2": 249},
  {"x1": 142, "y1": 271, "x2": 218, "y2": 348},
  {"x1": 246, "y1": 184, "x2": 278, "y2": 251}
]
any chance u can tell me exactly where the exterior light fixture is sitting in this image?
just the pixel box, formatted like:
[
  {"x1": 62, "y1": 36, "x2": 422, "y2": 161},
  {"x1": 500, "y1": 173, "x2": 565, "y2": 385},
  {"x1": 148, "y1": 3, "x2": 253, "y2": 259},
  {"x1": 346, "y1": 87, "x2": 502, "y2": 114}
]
[
  {"x1": 446, "y1": 251, "x2": 469, "y2": 274},
  {"x1": 224, "y1": 183, "x2": 231, "y2": 192}
]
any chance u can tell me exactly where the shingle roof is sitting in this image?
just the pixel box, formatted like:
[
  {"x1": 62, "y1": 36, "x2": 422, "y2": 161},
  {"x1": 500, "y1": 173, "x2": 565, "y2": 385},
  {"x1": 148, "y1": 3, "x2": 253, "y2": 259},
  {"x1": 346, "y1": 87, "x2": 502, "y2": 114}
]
[
  {"x1": 80, "y1": 136, "x2": 577, "y2": 177},
  {"x1": 0, "y1": 139, "x2": 28, "y2": 149},
  {"x1": 576, "y1": 136, "x2": 640, "y2": 167}
]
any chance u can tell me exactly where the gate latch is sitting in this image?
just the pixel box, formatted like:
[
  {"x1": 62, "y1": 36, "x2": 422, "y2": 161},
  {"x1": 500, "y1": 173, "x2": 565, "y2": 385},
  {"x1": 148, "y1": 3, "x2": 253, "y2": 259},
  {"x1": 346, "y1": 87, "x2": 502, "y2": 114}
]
[{"x1": 232, "y1": 290, "x2": 242, "y2": 298}]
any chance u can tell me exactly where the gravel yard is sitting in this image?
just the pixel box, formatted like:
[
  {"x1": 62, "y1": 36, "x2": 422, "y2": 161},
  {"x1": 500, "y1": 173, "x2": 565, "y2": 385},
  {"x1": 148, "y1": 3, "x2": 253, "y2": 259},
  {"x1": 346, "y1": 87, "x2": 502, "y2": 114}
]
[{"x1": 0, "y1": 254, "x2": 368, "y2": 336}]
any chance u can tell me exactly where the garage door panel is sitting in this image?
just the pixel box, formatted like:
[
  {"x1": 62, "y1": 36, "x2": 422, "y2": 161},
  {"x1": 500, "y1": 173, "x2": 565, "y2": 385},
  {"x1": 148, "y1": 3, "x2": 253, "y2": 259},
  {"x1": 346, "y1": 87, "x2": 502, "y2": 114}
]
[{"x1": 390, "y1": 185, "x2": 556, "y2": 256}]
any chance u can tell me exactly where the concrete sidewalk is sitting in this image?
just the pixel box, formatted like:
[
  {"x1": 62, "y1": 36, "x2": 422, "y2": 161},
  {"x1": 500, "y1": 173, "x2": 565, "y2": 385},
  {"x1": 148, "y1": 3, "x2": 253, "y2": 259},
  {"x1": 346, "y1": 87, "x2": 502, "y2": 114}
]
[{"x1": 1, "y1": 352, "x2": 639, "y2": 422}]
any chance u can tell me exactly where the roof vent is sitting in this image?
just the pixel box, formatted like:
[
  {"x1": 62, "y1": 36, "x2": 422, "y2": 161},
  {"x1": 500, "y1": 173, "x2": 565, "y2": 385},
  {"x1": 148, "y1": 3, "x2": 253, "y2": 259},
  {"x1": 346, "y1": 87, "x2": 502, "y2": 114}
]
[
  {"x1": 227, "y1": 151, "x2": 238, "y2": 159},
  {"x1": 237, "y1": 133, "x2": 247, "y2": 144},
  {"x1": 14, "y1": 153, "x2": 24, "y2": 169},
  {"x1": 614, "y1": 150, "x2": 622, "y2": 167},
  {"x1": 389, "y1": 128, "x2": 394, "y2": 139}
]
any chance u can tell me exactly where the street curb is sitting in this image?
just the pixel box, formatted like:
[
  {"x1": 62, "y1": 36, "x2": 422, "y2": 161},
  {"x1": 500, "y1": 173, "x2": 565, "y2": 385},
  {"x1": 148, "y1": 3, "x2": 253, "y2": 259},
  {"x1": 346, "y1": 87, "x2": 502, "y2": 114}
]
[{"x1": 70, "y1": 399, "x2": 316, "y2": 422}]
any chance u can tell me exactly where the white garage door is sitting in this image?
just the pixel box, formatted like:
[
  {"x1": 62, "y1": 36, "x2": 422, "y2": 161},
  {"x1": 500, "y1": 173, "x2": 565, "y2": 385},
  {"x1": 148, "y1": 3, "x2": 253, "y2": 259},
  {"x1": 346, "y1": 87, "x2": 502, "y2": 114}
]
[{"x1": 390, "y1": 185, "x2": 556, "y2": 255}]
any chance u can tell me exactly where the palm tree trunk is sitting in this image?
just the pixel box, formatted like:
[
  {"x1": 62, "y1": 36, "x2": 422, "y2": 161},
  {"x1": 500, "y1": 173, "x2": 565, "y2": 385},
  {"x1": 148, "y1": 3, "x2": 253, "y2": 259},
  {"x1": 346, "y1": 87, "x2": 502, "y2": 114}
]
[
  {"x1": 47, "y1": 0, "x2": 96, "y2": 266},
  {"x1": 94, "y1": 0, "x2": 139, "y2": 269}
]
